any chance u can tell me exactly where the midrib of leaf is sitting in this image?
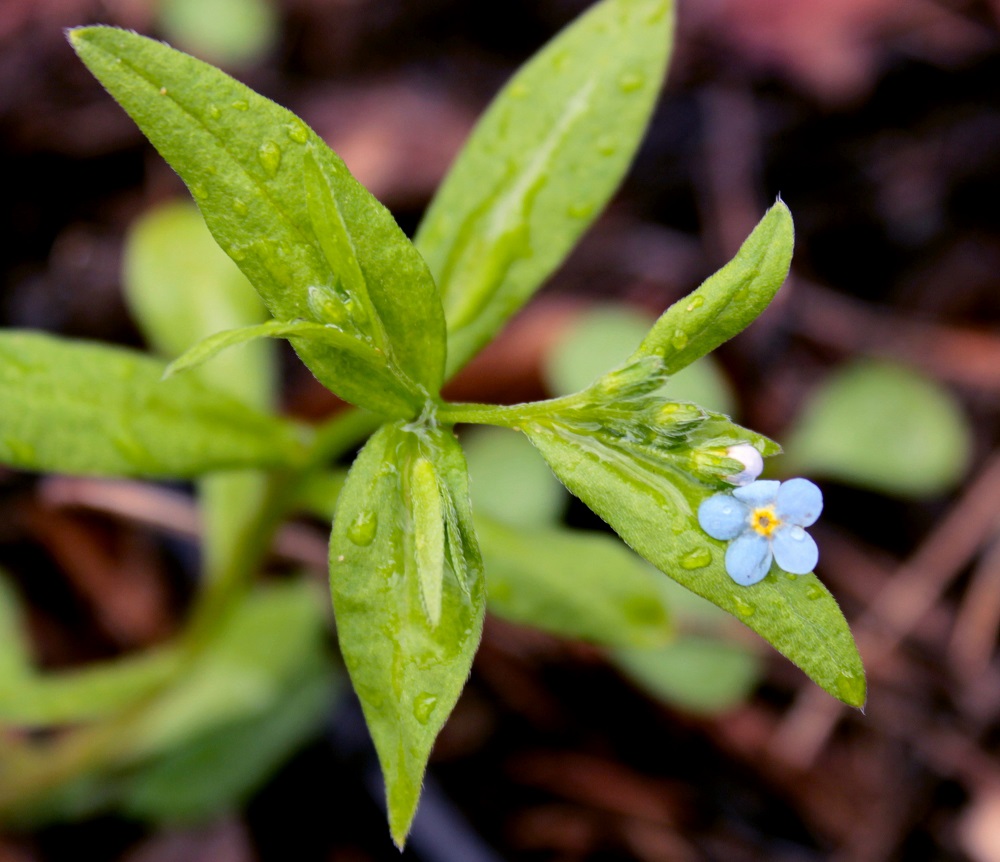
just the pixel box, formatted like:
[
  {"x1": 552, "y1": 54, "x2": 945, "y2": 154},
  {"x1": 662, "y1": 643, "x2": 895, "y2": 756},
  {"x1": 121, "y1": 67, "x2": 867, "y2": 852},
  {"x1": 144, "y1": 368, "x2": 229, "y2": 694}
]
[{"x1": 442, "y1": 75, "x2": 599, "y2": 331}]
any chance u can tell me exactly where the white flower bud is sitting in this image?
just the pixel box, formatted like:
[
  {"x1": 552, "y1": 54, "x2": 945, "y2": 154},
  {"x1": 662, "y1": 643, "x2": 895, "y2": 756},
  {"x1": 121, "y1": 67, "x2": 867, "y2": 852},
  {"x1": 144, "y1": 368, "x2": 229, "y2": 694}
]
[{"x1": 724, "y1": 443, "x2": 763, "y2": 486}]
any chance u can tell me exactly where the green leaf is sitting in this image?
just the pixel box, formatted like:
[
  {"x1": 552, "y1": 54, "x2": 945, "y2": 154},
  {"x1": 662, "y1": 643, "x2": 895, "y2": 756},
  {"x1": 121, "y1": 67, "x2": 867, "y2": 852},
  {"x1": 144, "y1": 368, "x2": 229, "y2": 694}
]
[
  {"x1": 0, "y1": 331, "x2": 304, "y2": 478},
  {"x1": 129, "y1": 581, "x2": 331, "y2": 757},
  {"x1": 123, "y1": 657, "x2": 334, "y2": 823},
  {"x1": 0, "y1": 574, "x2": 34, "y2": 683},
  {"x1": 614, "y1": 638, "x2": 761, "y2": 714},
  {"x1": 632, "y1": 201, "x2": 793, "y2": 375},
  {"x1": 479, "y1": 518, "x2": 671, "y2": 647},
  {"x1": 415, "y1": 0, "x2": 675, "y2": 375},
  {"x1": 0, "y1": 649, "x2": 182, "y2": 725},
  {"x1": 70, "y1": 26, "x2": 446, "y2": 416},
  {"x1": 783, "y1": 360, "x2": 971, "y2": 498},
  {"x1": 329, "y1": 421, "x2": 484, "y2": 846},
  {"x1": 521, "y1": 404, "x2": 866, "y2": 707},
  {"x1": 164, "y1": 320, "x2": 394, "y2": 385},
  {"x1": 123, "y1": 199, "x2": 274, "y2": 410},
  {"x1": 463, "y1": 427, "x2": 566, "y2": 528},
  {"x1": 157, "y1": 0, "x2": 277, "y2": 67},
  {"x1": 544, "y1": 304, "x2": 735, "y2": 413}
]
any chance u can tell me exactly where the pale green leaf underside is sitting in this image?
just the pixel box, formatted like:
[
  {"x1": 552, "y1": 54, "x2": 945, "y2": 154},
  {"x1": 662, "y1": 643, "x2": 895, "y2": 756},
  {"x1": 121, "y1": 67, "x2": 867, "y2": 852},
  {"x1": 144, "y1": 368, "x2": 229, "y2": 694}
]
[
  {"x1": 479, "y1": 517, "x2": 671, "y2": 648},
  {"x1": 70, "y1": 26, "x2": 445, "y2": 416},
  {"x1": 524, "y1": 420, "x2": 866, "y2": 707},
  {"x1": 329, "y1": 422, "x2": 484, "y2": 846},
  {"x1": 416, "y1": 0, "x2": 675, "y2": 375},
  {"x1": 633, "y1": 200, "x2": 794, "y2": 374},
  {"x1": 0, "y1": 331, "x2": 304, "y2": 478}
]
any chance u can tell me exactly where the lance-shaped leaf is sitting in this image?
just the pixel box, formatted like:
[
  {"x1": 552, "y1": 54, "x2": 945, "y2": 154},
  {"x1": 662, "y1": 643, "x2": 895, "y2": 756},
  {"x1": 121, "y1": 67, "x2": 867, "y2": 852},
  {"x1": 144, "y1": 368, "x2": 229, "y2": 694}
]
[
  {"x1": 164, "y1": 319, "x2": 396, "y2": 386},
  {"x1": 329, "y1": 421, "x2": 484, "y2": 846},
  {"x1": 0, "y1": 331, "x2": 304, "y2": 477},
  {"x1": 479, "y1": 517, "x2": 671, "y2": 648},
  {"x1": 70, "y1": 26, "x2": 446, "y2": 416},
  {"x1": 631, "y1": 201, "x2": 794, "y2": 375},
  {"x1": 521, "y1": 393, "x2": 865, "y2": 706},
  {"x1": 415, "y1": 0, "x2": 674, "y2": 375}
]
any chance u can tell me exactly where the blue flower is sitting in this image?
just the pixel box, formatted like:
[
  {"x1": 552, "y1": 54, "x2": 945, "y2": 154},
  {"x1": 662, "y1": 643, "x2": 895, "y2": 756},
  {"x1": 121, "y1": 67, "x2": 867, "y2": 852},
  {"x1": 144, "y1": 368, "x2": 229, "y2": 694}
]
[{"x1": 697, "y1": 478, "x2": 823, "y2": 586}]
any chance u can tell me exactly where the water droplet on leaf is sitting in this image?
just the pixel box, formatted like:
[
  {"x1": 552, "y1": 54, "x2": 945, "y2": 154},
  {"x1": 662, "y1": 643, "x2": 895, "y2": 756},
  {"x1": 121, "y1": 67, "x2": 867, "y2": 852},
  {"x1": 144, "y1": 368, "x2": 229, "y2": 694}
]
[
  {"x1": 835, "y1": 671, "x2": 865, "y2": 707},
  {"x1": 679, "y1": 547, "x2": 712, "y2": 570},
  {"x1": 686, "y1": 296, "x2": 705, "y2": 312},
  {"x1": 347, "y1": 510, "x2": 378, "y2": 546},
  {"x1": 287, "y1": 121, "x2": 309, "y2": 144},
  {"x1": 258, "y1": 141, "x2": 282, "y2": 176},
  {"x1": 596, "y1": 135, "x2": 618, "y2": 156},
  {"x1": 733, "y1": 598, "x2": 756, "y2": 619},
  {"x1": 232, "y1": 99, "x2": 249, "y2": 111},
  {"x1": 618, "y1": 72, "x2": 645, "y2": 92},
  {"x1": 413, "y1": 692, "x2": 438, "y2": 724},
  {"x1": 670, "y1": 330, "x2": 688, "y2": 350},
  {"x1": 209, "y1": 104, "x2": 221, "y2": 119},
  {"x1": 232, "y1": 199, "x2": 248, "y2": 216},
  {"x1": 806, "y1": 584, "x2": 824, "y2": 600}
]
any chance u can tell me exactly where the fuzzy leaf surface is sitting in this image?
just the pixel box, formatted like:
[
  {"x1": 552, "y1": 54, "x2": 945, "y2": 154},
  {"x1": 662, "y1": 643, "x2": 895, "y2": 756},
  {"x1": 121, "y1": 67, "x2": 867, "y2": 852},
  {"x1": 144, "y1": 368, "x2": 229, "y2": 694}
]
[
  {"x1": 523, "y1": 407, "x2": 865, "y2": 706},
  {"x1": 0, "y1": 332, "x2": 303, "y2": 477},
  {"x1": 632, "y1": 201, "x2": 793, "y2": 374},
  {"x1": 329, "y1": 422, "x2": 484, "y2": 845},
  {"x1": 416, "y1": 0, "x2": 674, "y2": 374},
  {"x1": 70, "y1": 26, "x2": 445, "y2": 416}
]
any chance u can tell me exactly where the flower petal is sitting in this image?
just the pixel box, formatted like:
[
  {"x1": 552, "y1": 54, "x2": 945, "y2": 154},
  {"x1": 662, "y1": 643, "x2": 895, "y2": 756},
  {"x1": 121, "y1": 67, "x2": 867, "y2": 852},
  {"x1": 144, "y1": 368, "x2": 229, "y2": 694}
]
[
  {"x1": 698, "y1": 494, "x2": 749, "y2": 540},
  {"x1": 772, "y1": 525, "x2": 819, "y2": 574},
  {"x1": 724, "y1": 532, "x2": 772, "y2": 586},
  {"x1": 775, "y1": 478, "x2": 823, "y2": 527},
  {"x1": 732, "y1": 480, "x2": 780, "y2": 508},
  {"x1": 725, "y1": 443, "x2": 764, "y2": 486}
]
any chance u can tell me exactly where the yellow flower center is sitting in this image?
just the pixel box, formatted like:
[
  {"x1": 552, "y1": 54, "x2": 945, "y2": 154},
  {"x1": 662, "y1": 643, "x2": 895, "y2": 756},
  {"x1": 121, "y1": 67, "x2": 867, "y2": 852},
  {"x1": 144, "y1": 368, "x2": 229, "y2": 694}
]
[{"x1": 751, "y1": 506, "x2": 782, "y2": 538}]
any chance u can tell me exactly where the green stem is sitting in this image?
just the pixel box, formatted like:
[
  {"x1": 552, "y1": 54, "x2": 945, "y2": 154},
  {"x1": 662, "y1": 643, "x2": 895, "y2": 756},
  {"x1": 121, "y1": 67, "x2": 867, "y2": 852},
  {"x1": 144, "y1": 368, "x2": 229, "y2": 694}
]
[{"x1": 437, "y1": 396, "x2": 575, "y2": 428}]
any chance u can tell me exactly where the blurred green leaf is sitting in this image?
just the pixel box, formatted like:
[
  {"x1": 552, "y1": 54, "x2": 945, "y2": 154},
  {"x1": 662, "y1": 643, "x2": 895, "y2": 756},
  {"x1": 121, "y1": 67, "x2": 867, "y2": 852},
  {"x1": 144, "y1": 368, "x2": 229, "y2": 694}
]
[
  {"x1": 463, "y1": 427, "x2": 565, "y2": 527},
  {"x1": 480, "y1": 518, "x2": 671, "y2": 647},
  {"x1": 0, "y1": 332, "x2": 304, "y2": 478},
  {"x1": 0, "y1": 650, "x2": 182, "y2": 725},
  {"x1": 158, "y1": 0, "x2": 278, "y2": 67},
  {"x1": 416, "y1": 0, "x2": 675, "y2": 375},
  {"x1": 0, "y1": 574, "x2": 33, "y2": 683},
  {"x1": 123, "y1": 200, "x2": 273, "y2": 410},
  {"x1": 329, "y1": 422, "x2": 484, "y2": 846},
  {"x1": 615, "y1": 638, "x2": 760, "y2": 714},
  {"x1": 783, "y1": 361, "x2": 971, "y2": 497},
  {"x1": 544, "y1": 304, "x2": 735, "y2": 413},
  {"x1": 130, "y1": 581, "x2": 330, "y2": 757},
  {"x1": 122, "y1": 655, "x2": 335, "y2": 823},
  {"x1": 70, "y1": 27, "x2": 446, "y2": 416}
]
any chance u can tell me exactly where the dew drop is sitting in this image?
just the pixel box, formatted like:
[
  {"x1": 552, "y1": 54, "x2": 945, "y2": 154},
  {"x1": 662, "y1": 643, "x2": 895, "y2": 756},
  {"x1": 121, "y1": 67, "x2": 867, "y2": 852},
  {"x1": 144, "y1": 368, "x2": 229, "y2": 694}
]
[
  {"x1": 413, "y1": 692, "x2": 438, "y2": 725},
  {"x1": 509, "y1": 82, "x2": 529, "y2": 99},
  {"x1": 158, "y1": 87, "x2": 167, "y2": 96},
  {"x1": 190, "y1": 184, "x2": 208, "y2": 201},
  {"x1": 232, "y1": 199, "x2": 248, "y2": 216},
  {"x1": 733, "y1": 598, "x2": 756, "y2": 619},
  {"x1": 209, "y1": 104, "x2": 221, "y2": 119},
  {"x1": 806, "y1": 584, "x2": 824, "y2": 600},
  {"x1": 287, "y1": 120, "x2": 309, "y2": 144},
  {"x1": 785, "y1": 572, "x2": 799, "y2": 581},
  {"x1": 685, "y1": 296, "x2": 705, "y2": 312},
  {"x1": 596, "y1": 135, "x2": 618, "y2": 157},
  {"x1": 679, "y1": 547, "x2": 712, "y2": 570},
  {"x1": 258, "y1": 140, "x2": 282, "y2": 177},
  {"x1": 789, "y1": 526, "x2": 807, "y2": 542},
  {"x1": 618, "y1": 72, "x2": 645, "y2": 92},
  {"x1": 307, "y1": 284, "x2": 349, "y2": 327},
  {"x1": 670, "y1": 329, "x2": 688, "y2": 350},
  {"x1": 835, "y1": 671, "x2": 865, "y2": 707},
  {"x1": 232, "y1": 99, "x2": 249, "y2": 111},
  {"x1": 567, "y1": 202, "x2": 594, "y2": 219},
  {"x1": 347, "y1": 510, "x2": 378, "y2": 546}
]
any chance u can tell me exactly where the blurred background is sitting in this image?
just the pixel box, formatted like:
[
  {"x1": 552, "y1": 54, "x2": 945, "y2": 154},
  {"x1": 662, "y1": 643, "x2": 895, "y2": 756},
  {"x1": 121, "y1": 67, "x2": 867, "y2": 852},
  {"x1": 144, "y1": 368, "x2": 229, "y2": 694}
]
[{"x1": 2, "y1": 0, "x2": 1000, "y2": 859}]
